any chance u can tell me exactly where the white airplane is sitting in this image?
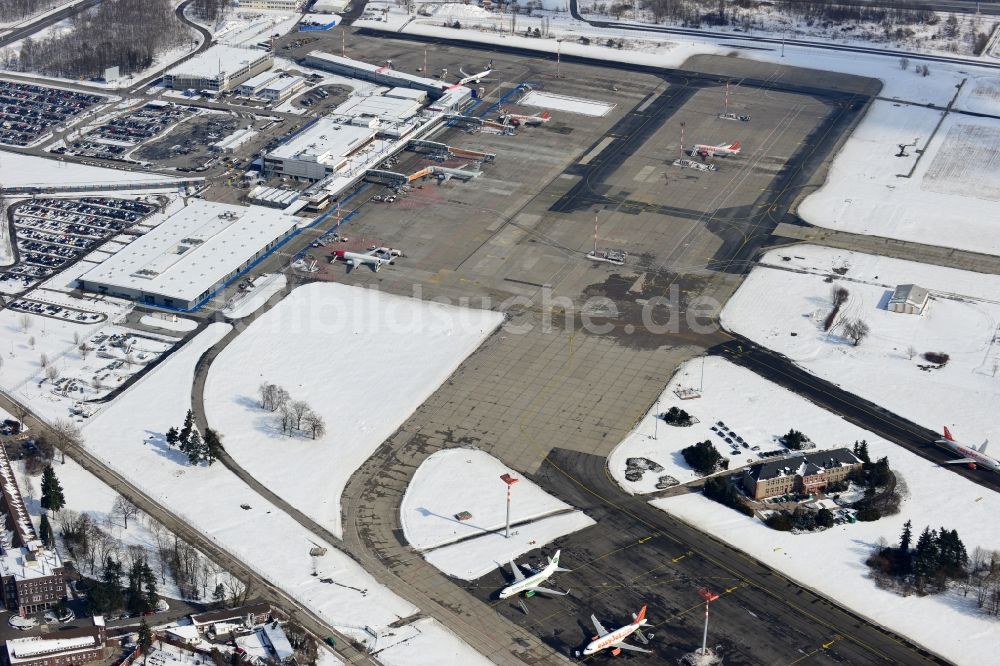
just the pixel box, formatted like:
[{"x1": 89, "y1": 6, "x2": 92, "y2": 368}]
[
  {"x1": 498, "y1": 550, "x2": 570, "y2": 599},
  {"x1": 691, "y1": 141, "x2": 741, "y2": 157},
  {"x1": 936, "y1": 427, "x2": 1000, "y2": 472},
  {"x1": 332, "y1": 249, "x2": 395, "y2": 272},
  {"x1": 581, "y1": 605, "x2": 653, "y2": 657},
  {"x1": 498, "y1": 109, "x2": 551, "y2": 127},
  {"x1": 457, "y1": 59, "x2": 493, "y2": 85}
]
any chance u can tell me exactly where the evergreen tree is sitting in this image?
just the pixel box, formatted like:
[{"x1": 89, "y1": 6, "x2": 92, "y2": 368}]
[
  {"x1": 212, "y1": 583, "x2": 225, "y2": 606},
  {"x1": 203, "y1": 428, "x2": 221, "y2": 466},
  {"x1": 165, "y1": 426, "x2": 179, "y2": 447},
  {"x1": 935, "y1": 528, "x2": 968, "y2": 572},
  {"x1": 853, "y1": 439, "x2": 871, "y2": 465},
  {"x1": 187, "y1": 430, "x2": 203, "y2": 465},
  {"x1": 40, "y1": 464, "x2": 66, "y2": 512},
  {"x1": 178, "y1": 409, "x2": 194, "y2": 452},
  {"x1": 913, "y1": 526, "x2": 941, "y2": 582},
  {"x1": 137, "y1": 619, "x2": 152, "y2": 657},
  {"x1": 142, "y1": 560, "x2": 158, "y2": 608},
  {"x1": 39, "y1": 513, "x2": 54, "y2": 546},
  {"x1": 897, "y1": 519, "x2": 913, "y2": 575},
  {"x1": 127, "y1": 558, "x2": 145, "y2": 612}
]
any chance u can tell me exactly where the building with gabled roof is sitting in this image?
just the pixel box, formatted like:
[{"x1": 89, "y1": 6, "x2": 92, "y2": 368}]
[
  {"x1": 888, "y1": 283, "x2": 930, "y2": 315},
  {"x1": 742, "y1": 448, "x2": 863, "y2": 500}
]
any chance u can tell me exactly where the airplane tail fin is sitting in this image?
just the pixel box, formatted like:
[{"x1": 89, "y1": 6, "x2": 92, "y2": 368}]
[
  {"x1": 729, "y1": 141, "x2": 741, "y2": 151},
  {"x1": 943, "y1": 426, "x2": 955, "y2": 441},
  {"x1": 540, "y1": 111, "x2": 551, "y2": 120},
  {"x1": 549, "y1": 550, "x2": 571, "y2": 572},
  {"x1": 635, "y1": 605, "x2": 647, "y2": 623},
  {"x1": 980, "y1": 440, "x2": 989, "y2": 453}
]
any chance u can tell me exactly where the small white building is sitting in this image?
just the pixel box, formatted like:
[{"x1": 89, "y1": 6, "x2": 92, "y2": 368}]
[
  {"x1": 237, "y1": 71, "x2": 283, "y2": 97},
  {"x1": 260, "y1": 75, "x2": 305, "y2": 102},
  {"x1": 163, "y1": 45, "x2": 273, "y2": 93},
  {"x1": 888, "y1": 283, "x2": 929, "y2": 314},
  {"x1": 235, "y1": 0, "x2": 302, "y2": 9}
]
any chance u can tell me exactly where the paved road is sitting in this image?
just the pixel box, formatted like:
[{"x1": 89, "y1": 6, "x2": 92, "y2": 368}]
[
  {"x1": 567, "y1": 0, "x2": 1000, "y2": 66},
  {"x1": 0, "y1": 0, "x2": 102, "y2": 48},
  {"x1": 711, "y1": 336, "x2": 1000, "y2": 495},
  {"x1": 0, "y1": 391, "x2": 374, "y2": 665}
]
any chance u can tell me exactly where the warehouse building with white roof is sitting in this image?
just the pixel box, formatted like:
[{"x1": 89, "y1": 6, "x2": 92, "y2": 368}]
[
  {"x1": 262, "y1": 117, "x2": 377, "y2": 181},
  {"x1": 79, "y1": 201, "x2": 300, "y2": 311}
]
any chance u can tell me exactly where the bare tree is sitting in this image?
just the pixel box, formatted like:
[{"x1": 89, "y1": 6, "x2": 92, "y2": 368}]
[
  {"x1": 290, "y1": 400, "x2": 310, "y2": 430},
  {"x1": 258, "y1": 382, "x2": 276, "y2": 410},
  {"x1": 899, "y1": 57, "x2": 909, "y2": 70},
  {"x1": 79, "y1": 342, "x2": 91, "y2": 360},
  {"x1": 273, "y1": 386, "x2": 290, "y2": 412},
  {"x1": 72, "y1": 331, "x2": 80, "y2": 346},
  {"x1": 222, "y1": 575, "x2": 250, "y2": 607},
  {"x1": 279, "y1": 405, "x2": 294, "y2": 435},
  {"x1": 19, "y1": 314, "x2": 30, "y2": 333},
  {"x1": 51, "y1": 419, "x2": 83, "y2": 463},
  {"x1": 302, "y1": 411, "x2": 326, "y2": 440},
  {"x1": 112, "y1": 495, "x2": 140, "y2": 530},
  {"x1": 831, "y1": 285, "x2": 849, "y2": 307},
  {"x1": 844, "y1": 318, "x2": 871, "y2": 346},
  {"x1": 44, "y1": 365, "x2": 59, "y2": 382},
  {"x1": 906, "y1": 345, "x2": 917, "y2": 360},
  {"x1": 28, "y1": 335, "x2": 35, "y2": 350}
]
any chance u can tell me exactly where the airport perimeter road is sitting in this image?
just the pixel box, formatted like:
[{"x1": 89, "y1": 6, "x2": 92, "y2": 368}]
[
  {"x1": 567, "y1": 0, "x2": 1000, "y2": 65},
  {"x1": 0, "y1": 0, "x2": 102, "y2": 48},
  {"x1": 712, "y1": 336, "x2": 1000, "y2": 495},
  {"x1": 0, "y1": 391, "x2": 374, "y2": 666}
]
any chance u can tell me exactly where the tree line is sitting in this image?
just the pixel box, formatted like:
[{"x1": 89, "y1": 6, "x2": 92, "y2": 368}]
[
  {"x1": 187, "y1": 0, "x2": 233, "y2": 23},
  {"x1": 166, "y1": 410, "x2": 221, "y2": 465},
  {"x1": 0, "y1": 0, "x2": 60, "y2": 22},
  {"x1": 867, "y1": 519, "x2": 969, "y2": 595},
  {"x1": 15, "y1": 0, "x2": 191, "y2": 78}
]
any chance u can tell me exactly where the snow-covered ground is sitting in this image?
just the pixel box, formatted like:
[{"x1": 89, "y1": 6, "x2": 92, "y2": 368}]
[
  {"x1": 721, "y1": 245, "x2": 1000, "y2": 444},
  {"x1": 139, "y1": 314, "x2": 198, "y2": 333},
  {"x1": 519, "y1": 90, "x2": 615, "y2": 116},
  {"x1": 222, "y1": 273, "x2": 287, "y2": 319},
  {"x1": 204, "y1": 282, "x2": 502, "y2": 539},
  {"x1": 798, "y1": 102, "x2": 1000, "y2": 255},
  {"x1": 643, "y1": 358, "x2": 1000, "y2": 665},
  {"x1": 17, "y1": 456, "x2": 223, "y2": 600},
  {"x1": 0, "y1": 150, "x2": 185, "y2": 189},
  {"x1": 372, "y1": 617, "x2": 490, "y2": 666},
  {"x1": 400, "y1": 449, "x2": 595, "y2": 579},
  {"x1": 79, "y1": 323, "x2": 487, "y2": 661}
]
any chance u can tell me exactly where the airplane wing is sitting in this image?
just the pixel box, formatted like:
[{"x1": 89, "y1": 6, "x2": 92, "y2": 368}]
[
  {"x1": 943, "y1": 458, "x2": 977, "y2": 465},
  {"x1": 590, "y1": 614, "x2": 609, "y2": 637},
  {"x1": 508, "y1": 559, "x2": 526, "y2": 582},
  {"x1": 521, "y1": 586, "x2": 568, "y2": 597},
  {"x1": 614, "y1": 641, "x2": 652, "y2": 654}
]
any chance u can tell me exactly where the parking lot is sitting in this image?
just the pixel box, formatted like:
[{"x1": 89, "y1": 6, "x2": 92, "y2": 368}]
[
  {"x1": 1, "y1": 197, "x2": 157, "y2": 294},
  {"x1": 54, "y1": 102, "x2": 199, "y2": 162},
  {"x1": 0, "y1": 79, "x2": 104, "y2": 147},
  {"x1": 133, "y1": 110, "x2": 248, "y2": 171}
]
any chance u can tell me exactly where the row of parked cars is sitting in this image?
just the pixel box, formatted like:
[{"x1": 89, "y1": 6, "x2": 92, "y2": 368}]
[
  {"x1": 0, "y1": 80, "x2": 104, "y2": 147},
  {"x1": 712, "y1": 420, "x2": 761, "y2": 457}
]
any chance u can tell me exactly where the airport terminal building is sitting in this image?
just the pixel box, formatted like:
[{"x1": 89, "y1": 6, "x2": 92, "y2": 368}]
[
  {"x1": 263, "y1": 117, "x2": 377, "y2": 181},
  {"x1": 79, "y1": 201, "x2": 300, "y2": 311}
]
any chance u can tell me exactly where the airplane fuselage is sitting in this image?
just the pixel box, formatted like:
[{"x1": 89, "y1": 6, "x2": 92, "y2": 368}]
[
  {"x1": 499, "y1": 564, "x2": 554, "y2": 599},
  {"x1": 582, "y1": 620, "x2": 646, "y2": 655},
  {"x1": 692, "y1": 143, "x2": 740, "y2": 157},
  {"x1": 937, "y1": 439, "x2": 1000, "y2": 472}
]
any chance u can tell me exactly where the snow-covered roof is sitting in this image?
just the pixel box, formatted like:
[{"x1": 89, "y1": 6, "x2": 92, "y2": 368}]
[
  {"x1": 304, "y1": 51, "x2": 458, "y2": 93},
  {"x1": 332, "y1": 93, "x2": 421, "y2": 122},
  {"x1": 7, "y1": 635, "x2": 96, "y2": 660},
  {"x1": 261, "y1": 624, "x2": 293, "y2": 660},
  {"x1": 79, "y1": 201, "x2": 300, "y2": 304},
  {"x1": 166, "y1": 625, "x2": 201, "y2": 641},
  {"x1": 166, "y1": 45, "x2": 270, "y2": 81},
  {"x1": 262, "y1": 75, "x2": 304, "y2": 94},
  {"x1": 239, "y1": 71, "x2": 282, "y2": 91},
  {"x1": 746, "y1": 448, "x2": 862, "y2": 482},
  {"x1": 267, "y1": 117, "x2": 375, "y2": 163},
  {"x1": 890, "y1": 283, "x2": 929, "y2": 307}
]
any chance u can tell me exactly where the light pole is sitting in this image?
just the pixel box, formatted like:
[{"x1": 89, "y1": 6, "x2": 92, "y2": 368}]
[
  {"x1": 653, "y1": 398, "x2": 660, "y2": 439},
  {"x1": 556, "y1": 39, "x2": 562, "y2": 79},
  {"x1": 501, "y1": 473, "x2": 519, "y2": 538},
  {"x1": 698, "y1": 588, "x2": 720, "y2": 656}
]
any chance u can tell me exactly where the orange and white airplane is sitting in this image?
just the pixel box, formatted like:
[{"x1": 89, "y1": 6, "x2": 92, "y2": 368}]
[
  {"x1": 691, "y1": 141, "x2": 741, "y2": 157},
  {"x1": 580, "y1": 605, "x2": 653, "y2": 657},
  {"x1": 936, "y1": 427, "x2": 999, "y2": 472},
  {"x1": 498, "y1": 109, "x2": 551, "y2": 127}
]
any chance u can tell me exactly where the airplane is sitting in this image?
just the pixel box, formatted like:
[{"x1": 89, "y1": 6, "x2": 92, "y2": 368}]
[
  {"x1": 498, "y1": 109, "x2": 551, "y2": 127},
  {"x1": 457, "y1": 59, "x2": 493, "y2": 85},
  {"x1": 332, "y1": 249, "x2": 395, "y2": 272},
  {"x1": 691, "y1": 141, "x2": 741, "y2": 158},
  {"x1": 498, "y1": 550, "x2": 570, "y2": 599},
  {"x1": 936, "y1": 427, "x2": 1000, "y2": 472},
  {"x1": 581, "y1": 605, "x2": 653, "y2": 657}
]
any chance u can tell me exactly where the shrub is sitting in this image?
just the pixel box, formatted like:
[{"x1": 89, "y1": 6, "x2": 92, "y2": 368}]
[
  {"x1": 703, "y1": 476, "x2": 754, "y2": 517},
  {"x1": 682, "y1": 440, "x2": 723, "y2": 476},
  {"x1": 662, "y1": 406, "x2": 692, "y2": 426},
  {"x1": 781, "y1": 429, "x2": 808, "y2": 450},
  {"x1": 923, "y1": 351, "x2": 950, "y2": 366},
  {"x1": 766, "y1": 513, "x2": 794, "y2": 531},
  {"x1": 856, "y1": 507, "x2": 881, "y2": 522},
  {"x1": 816, "y1": 508, "x2": 835, "y2": 528}
]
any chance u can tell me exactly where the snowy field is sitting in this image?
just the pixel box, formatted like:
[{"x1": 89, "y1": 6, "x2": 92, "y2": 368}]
[
  {"x1": 204, "y1": 283, "x2": 502, "y2": 538},
  {"x1": 372, "y1": 617, "x2": 490, "y2": 666},
  {"x1": 958, "y1": 75, "x2": 1000, "y2": 115},
  {"x1": 518, "y1": 91, "x2": 615, "y2": 117},
  {"x1": 79, "y1": 324, "x2": 486, "y2": 661},
  {"x1": 400, "y1": 449, "x2": 595, "y2": 579},
  {"x1": 798, "y1": 101, "x2": 1000, "y2": 255},
  {"x1": 645, "y1": 360, "x2": 1000, "y2": 665},
  {"x1": 721, "y1": 245, "x2": 1000, "y2": 444},
  {"x1": 0, "y1": 150, "x2": 184, "y2": 189}
]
